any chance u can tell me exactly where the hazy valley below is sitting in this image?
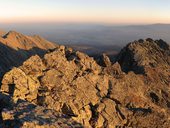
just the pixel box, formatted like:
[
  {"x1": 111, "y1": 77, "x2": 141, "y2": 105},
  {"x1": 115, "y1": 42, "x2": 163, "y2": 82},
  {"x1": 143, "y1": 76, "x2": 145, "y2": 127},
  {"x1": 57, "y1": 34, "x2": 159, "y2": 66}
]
[
  {"x1": 1, "y1": 23, "x2": 170, "y2": 57},
  {"x1": 1, "y1": 23, "x2": 170, "y2": 45}
]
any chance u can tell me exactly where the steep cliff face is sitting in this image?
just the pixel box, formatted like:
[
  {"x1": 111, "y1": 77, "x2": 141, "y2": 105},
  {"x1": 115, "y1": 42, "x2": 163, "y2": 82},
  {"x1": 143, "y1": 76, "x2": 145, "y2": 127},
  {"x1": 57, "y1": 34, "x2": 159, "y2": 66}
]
[
  {"x1": 0, "y1": 38, "x2": 169, "y2": 127},
  {"x1": 0, "y1": 31, "x2": 57, "y2": 75}
]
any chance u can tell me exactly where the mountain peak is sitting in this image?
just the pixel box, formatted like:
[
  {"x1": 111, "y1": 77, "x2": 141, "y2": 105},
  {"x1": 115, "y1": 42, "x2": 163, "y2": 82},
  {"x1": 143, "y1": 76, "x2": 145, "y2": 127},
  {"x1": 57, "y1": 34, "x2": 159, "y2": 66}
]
[
  {"x1": 3, "y1": 30, "x2": 22, "y2": 38},
  {"x1": 0, "y1": 30, "x2": 57, "y2": 75},
  {"x1": 1, "y1": 30, "x2": 57, "y2": 50},
  {"x1": 116, "y1": 38, "x2": 170, "y2": 74}
]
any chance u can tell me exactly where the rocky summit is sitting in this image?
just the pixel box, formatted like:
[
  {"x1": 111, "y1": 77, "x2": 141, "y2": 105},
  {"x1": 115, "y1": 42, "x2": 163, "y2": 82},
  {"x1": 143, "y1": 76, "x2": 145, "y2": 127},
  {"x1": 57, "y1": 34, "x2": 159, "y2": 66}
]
[{"x1": 0, "y1": 35, "x2": 170, "y2": 128}]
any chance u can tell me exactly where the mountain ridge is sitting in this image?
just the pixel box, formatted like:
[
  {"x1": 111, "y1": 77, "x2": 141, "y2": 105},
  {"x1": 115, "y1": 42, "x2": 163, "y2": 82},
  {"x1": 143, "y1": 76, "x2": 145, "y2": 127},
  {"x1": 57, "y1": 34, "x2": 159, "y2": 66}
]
[
  {"x1": 0, "y1": 30, "x2": 57, "y2": 75},
  {"x1": 2, "y1": 30, "x2": 57, "y2": 50},
  {"x1": 0, "y1": 34, "x2": 169, "y2": 127}
]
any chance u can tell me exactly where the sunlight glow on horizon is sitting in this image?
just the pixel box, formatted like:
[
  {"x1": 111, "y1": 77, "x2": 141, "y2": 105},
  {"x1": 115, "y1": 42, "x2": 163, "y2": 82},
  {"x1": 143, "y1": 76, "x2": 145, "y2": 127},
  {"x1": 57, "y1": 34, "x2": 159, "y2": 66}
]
[{"x1": 0, "y1": 0, "x2": 170, "y2": 25}]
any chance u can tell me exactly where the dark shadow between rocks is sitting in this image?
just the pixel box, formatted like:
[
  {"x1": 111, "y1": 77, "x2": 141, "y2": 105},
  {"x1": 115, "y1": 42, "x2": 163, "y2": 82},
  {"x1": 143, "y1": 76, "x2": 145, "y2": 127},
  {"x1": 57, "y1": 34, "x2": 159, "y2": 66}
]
[
  {"x1": 0, "y1": 41, "x2": 53, "y2": 82},
  {"x1": 0, "y1": 97, "x2": 84, "y2": 127}
]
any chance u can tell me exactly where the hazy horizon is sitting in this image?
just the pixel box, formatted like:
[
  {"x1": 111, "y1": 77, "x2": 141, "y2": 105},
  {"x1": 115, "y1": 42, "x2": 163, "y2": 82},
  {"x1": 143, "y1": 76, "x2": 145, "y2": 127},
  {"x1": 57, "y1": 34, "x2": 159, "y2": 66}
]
[
  {"x1": 1, "y1": 0, "x2": 170, "y2": 46},
  {"x1": 1, "y1": 23, "x2": 170, "y2": 46},
  {"x1": 0, "y1": 0, "x2": 170, "y2": 25}
]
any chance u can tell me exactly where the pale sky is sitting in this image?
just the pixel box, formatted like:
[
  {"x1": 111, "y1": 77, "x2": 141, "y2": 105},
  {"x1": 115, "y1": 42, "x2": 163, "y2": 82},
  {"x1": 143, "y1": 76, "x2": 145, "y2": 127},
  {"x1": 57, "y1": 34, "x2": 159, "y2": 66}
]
[{"x1": 0, "y1": 0, "x2": 170, "y2": 25}]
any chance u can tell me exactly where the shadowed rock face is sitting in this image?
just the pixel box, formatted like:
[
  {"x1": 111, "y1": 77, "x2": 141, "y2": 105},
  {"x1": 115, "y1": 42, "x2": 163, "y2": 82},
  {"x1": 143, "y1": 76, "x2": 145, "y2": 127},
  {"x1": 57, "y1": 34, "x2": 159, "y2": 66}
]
[
  {"x1": 0, "y1": 31, "x2": 57, "y2": 76},
  {"x1": 0, "y1": 99, "x2": 83, "y2": 128},
  {"x1": 0, "y1": 37, "x2": 170, "y2": 127},
  {"x1": 116, "y1": 39, "x2": 170, "y2": 74}
]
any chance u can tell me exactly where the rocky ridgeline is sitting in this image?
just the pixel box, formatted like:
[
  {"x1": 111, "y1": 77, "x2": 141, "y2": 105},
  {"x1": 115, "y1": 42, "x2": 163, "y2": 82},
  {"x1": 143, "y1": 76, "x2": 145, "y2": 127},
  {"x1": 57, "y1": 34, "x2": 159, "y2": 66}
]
[{"x1": 0, "y1": 39, "x2": 170, "y2": 127}]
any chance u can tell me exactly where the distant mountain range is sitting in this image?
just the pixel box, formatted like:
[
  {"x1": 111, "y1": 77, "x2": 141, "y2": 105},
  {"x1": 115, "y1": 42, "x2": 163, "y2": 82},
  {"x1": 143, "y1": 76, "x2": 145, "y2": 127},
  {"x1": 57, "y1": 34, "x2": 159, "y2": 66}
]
[{"x1": 1, "y1": 23, "x2": 170, "y2": 46}]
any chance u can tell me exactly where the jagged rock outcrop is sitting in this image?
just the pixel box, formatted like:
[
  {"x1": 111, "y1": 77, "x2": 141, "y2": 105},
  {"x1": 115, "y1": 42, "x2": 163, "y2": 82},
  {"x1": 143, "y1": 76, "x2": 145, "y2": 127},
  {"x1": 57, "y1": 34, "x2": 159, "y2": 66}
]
[
  {"x1": 95, "y1": 53, "x2": 112, "y2": 67},
  {"x1": 116, "y1": 39, "x2": 170, "y2": 74},
  {"x1": 0, "y1": 38, "x2": 170, "y2": 127}
]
